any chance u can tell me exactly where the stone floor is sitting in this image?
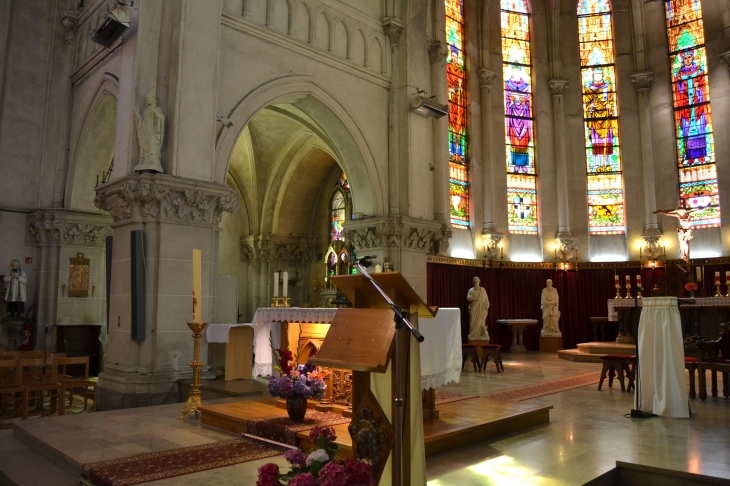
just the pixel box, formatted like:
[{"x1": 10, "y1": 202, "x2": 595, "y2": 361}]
[{"x1": 1, "y1": 353, "x2": 729, "y2": 485}]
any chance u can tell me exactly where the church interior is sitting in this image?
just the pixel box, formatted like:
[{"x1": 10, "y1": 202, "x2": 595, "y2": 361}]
[{"x1": 2, "y1": 0, "x2": 730, "y2": 484}]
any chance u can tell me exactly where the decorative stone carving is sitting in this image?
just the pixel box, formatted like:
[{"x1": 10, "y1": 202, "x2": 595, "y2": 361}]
[
  {"x1": 346, "y1": 226, "x2": 378, "y2": 250},
  {"x1": 133, "y1": 90, "x2": 165, "y2": 173},
  {"x1": 60, "y1": 10, "x2": 80, "y2": 44},
  {"x1": 94, "y1": 173, "x2": 240, "y2": 226},
  {"x1": 478, "y1": 68, "x2": 498, "y2": 88},
  {"x1": 27, "y1": 212, "x2": 112, "y2": 247},
  {"x1": 642, "y1": 235, "x2": 664, "y2": 260},
  {"x1": 240, "y1": 235, "x2": 313, "y2": 263},
  {"x1": 381, "y1": 17, "x2": 403, "y2": 46},
  {"x1": 557, "y1": 238, "x2": 577, "y2": 262},
  {"x1": 548, "y1": 79, "x2": 569, "y2": 96},
  {"x1": 631, "y1": 72, "x2": 654, "y2": 92},
  {"x1": 405, "y1": 227, "x2": 439, "y2": 251},
  {"x1": 344, "y1": 216, "x2": 448, "y2": 254},
  {"x1": 438, "y1": 224, "x2": 453, "y2": 256},
  {"x1": 483, "y1": 233, "x2": 504, "y2": 260},
  {"x1": 428, "y1": 41, "x2": 448, "y2": 64}
]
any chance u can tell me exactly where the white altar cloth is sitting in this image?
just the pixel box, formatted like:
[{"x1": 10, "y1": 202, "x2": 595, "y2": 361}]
[
  {"x1": 419, "y1": 308, "x2": 462, "y2": 390},
  {"x1": 636, "y1": 297, "x2": 689, "y2": 418},
  {"x1": 608, "y1": 296, "x2": 730, "y2": 321},
  {"x1": 206, "y1": 324, "x2": 253, "y2": 343}
]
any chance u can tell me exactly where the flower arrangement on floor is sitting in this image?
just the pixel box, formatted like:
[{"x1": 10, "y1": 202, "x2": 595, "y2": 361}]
[{"x1": 256, "y1": 426, "x2": 374, "y2": 486}]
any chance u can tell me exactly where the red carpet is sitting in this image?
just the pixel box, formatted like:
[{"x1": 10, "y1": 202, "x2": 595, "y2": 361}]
[
  {"x1": 246, "y1": 410, "x2": 351, "y2": 446},
  {"x1": 81, "y1": 436, "x2": 287, "y2": 486},
  {"x1": 435, "y1": 371, "x2": 602, "y2": 404}
]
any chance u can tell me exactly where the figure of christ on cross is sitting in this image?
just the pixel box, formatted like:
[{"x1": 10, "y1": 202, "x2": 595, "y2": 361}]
[{"x1": 654, "y1": 207, "x2": 701, "y2": 271}]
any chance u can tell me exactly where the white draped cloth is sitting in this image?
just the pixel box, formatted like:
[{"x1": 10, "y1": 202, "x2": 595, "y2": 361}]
[
  {"x1": 636, "y1": 297, "x2": 689, "y2": 418},
  {"x1": 419, "y1": 308, "x2": 462, "y2": 390}
]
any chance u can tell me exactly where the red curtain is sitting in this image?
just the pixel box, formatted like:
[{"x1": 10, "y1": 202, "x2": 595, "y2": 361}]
[{"x1": 427, "y1": 263, "x2": 676, "y2": 350}]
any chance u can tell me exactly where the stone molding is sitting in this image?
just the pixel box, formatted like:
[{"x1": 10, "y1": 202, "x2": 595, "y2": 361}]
[
  {"x1": 27, "y1": 211, "x2": 112, "y2": 247},
  {"x1": 240, "y1": 235, "x2": 314, "y2": 263},
  {"x1": 428, "y1": 41, "x2": 448, "y2": 64},
  {"x1": 548, "y1": 79, "x2": 569, "y2": 96},
  {"x1": 94, "y1": 173, "x2": 240, "y2": 227},
  {"x1": 720, "y1": 51, "x2": 730, "y2": 70},
  {"x1": 381, "y1": 17, "x2": 404, "y2": 46},
  {"x1": 478, "y1": 68, "x2": 498, "y2": 88},
  {"x1": 631, "y1": 72, "x2": 654, "y2": 92},
  {"x1": 343, "y1": 216, "x2": 451, "y2": 255}
]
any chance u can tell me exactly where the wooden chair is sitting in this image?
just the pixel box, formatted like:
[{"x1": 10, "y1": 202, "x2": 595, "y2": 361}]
[
  {"x1": 19, "y1": 358, "x2": 64, "y2": 417},
  {"x1": 697, "y1": 359, "x2": 730, "y2": 400},
  {"x1": 480, "y1": 344, "x2": 505, "y2": 373},
  {"x1": 461, "y1": 344, "x2": 480, "y2": 372},
  {"x1": 0, "y1": 360, "x2": 26, "y2": 419},
  {"x1": 685, "y1": 357, "x2": 698, "y2": 399},
  {"x1": 53, "y1": 356, "x2": 96, "y2": 411},
  {"x1": 598, "y1": 354, "x2": 632, "y2": 392}
]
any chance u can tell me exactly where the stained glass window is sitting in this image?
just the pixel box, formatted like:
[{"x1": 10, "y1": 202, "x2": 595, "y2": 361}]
[
  {"x1": 664, "y1": 0, "x2": 720, "y2": 227},
  {"x1": 501, "y1": 0, "x2": 539, "y2": 234},
  {"x1": 330, "y1": 191, "x2": 345, "y2": 242},
  {"x1": 446, "y1": 0, "x2": 469, "y2": 228},
  {"x1": 577, "y1": 0, "x2": 625, "y2": 235}
]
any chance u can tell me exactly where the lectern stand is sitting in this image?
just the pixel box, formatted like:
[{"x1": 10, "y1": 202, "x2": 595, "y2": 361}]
[{"x1": 310, "y1": 272, "x2": 434, "y2": 486}]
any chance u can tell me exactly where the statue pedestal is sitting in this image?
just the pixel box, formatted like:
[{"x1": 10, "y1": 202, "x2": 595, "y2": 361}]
[
  {"x1": 540, "y1": 335, "x2": 563, "y2": 353},
  {"x1": 468, "y1": 338, "x2": 491, "y2": 360}
]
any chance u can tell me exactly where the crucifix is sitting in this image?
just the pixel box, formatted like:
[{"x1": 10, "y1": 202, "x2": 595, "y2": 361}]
[{"x1": 654, "y1": 207, "x2": 698, "y2": 273}]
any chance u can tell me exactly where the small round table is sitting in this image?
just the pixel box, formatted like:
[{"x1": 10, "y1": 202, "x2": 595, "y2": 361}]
[{"x1": 497, "y1": 319, "x2": 538, "y2": 352}]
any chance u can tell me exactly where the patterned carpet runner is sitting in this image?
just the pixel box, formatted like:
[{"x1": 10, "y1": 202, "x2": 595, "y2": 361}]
[
  {"x1": 246, "y1": 410, "x2": 351, "y2": 446},
  {"x1": 81, "y1": 436, "x2": 287, "y2": 486},
  {"x1": 435, "y1": 371, "x2": 602, "y2": 404}
]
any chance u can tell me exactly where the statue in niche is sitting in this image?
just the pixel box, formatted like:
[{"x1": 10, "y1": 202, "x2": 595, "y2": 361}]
[
  {"x1": 133, "y1": 89, "x2": 165, "y2": 173},
  {"x1": 467, "y1": 276, "x2": 490, "y2": 339},
  {"x1": 4, "y1": 260, "x2": 27, "y2": 317},
  {"x1": 541, "y1": 279, "x2": 561, "y2": 337}
]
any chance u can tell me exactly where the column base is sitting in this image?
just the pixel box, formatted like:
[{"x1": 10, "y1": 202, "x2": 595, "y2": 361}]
[
  {"x1": 97, "y1": 366, "x2": 194, "y2": 410},
  {"x1": 540, "y1": 336, "x2": 563, "y2": 352}
]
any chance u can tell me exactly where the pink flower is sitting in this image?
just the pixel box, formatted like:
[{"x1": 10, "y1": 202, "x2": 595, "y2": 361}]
[
  {"x1": 308, "y1": 426, "x2": 337, "y2": 442},
  {"x1": 318, "y1": 461, "x2": 347, "y2": 486},
  {"x1": 284, "y1": 449, "x2": 306, "y2": 468},
  {"x1": 256, "y1": 463, "x2": 280, "y2": 486},
  {"x1": 289, "y1": 473, "x2": 319, "y2": 486},
  {"x1": 344, "y1": 457, "x2": 374, "y2": 486}
]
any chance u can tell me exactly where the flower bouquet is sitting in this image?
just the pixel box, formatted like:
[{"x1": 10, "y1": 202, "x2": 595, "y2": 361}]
[
  {"x1": 268, "y1": 346, "x2": 328, "y2": 421},
  {"x1": 256, "y1": 426, "x2": 374, "y2": 486},
  {"x1": 685, "y1": 281, "x2": 698, "y2": 297}
]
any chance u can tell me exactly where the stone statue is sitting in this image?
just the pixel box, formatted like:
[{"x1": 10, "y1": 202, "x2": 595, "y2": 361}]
[
  {"x1": 4, "y1": 260, "x2": 27, "y2": 317},
  {"x1": 133, "y1": 89, "x2": 165, "y2": 173},
  {"x1": 467, "y1": 276, "x2": 490, "y2": 339},
  {"x1": 541, "y1": 279, "x2": 561, "y2": 337}
]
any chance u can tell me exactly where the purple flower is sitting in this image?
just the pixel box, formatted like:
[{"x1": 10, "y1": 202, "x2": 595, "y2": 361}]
[
  {"x1": 284, "y1": 449, "x2": 307, "y2": 468},
  {"x1": 277, "y1": 376, "x2": 294, "y2": 398},
  {"x1": 267, "y1": 376, "x2": 280, "y2": 397},
  {"x1": 289, "y1": 473, "x2": 319, "y2": 486},
  {"x1": 293, "y1": 380, "x2": 308, "y2": 396}
]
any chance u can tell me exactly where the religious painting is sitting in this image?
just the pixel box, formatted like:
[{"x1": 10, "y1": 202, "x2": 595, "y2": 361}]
[
  {"x1": 68, "y1": 253, "x2": 90, "y2": 298},
  {"x1": 664, "y1": 0, "x2": 721, "y2": 228},
  {"x1": 578, "y1": 0, "x2": 626, "y2": 234},
  {"x1": 501, "y1": 0, "x2": 539, "y2": 234},
  {"x1": 446, "y1": 0, "x2": 470, "y2": 228}
]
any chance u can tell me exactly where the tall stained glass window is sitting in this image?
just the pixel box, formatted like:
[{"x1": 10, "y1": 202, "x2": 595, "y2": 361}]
[
  {"x1": 665, "y1": 0, "x2": 720, "y2": 227},
  {"x1": 446, "y1": 0, "x2": 469, "y2": 228},
  {"x1": 578, "y1": 0, "x2": 625, "y2": 234},
  {"x1": 501, "y1": 0, "x2": 539, "y2": 234}
]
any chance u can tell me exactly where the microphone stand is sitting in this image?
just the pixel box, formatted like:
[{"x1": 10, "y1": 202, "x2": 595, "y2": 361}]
[{"x1": 354, "y1": 260, "x2": 424, "y2": 486}]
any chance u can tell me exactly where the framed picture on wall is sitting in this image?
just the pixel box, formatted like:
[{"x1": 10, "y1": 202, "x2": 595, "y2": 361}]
[{"x1": 69, "y1": 253, "x2": 90, "y2": 298}]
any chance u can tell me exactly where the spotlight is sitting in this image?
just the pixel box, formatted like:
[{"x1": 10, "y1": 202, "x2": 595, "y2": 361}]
[
  {"x1": 412, "y1": 95, "x2": 448, "y2": 119},
  {"x1": 90, "y1": 2, "x2": 132, "y2": 49}
]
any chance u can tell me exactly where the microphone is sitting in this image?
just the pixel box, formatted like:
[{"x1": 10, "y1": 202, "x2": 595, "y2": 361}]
[{"x1": 354, "y1": 255, "x2": 377, "y2": 267}]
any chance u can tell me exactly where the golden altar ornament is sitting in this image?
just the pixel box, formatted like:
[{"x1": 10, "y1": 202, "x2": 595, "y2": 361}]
[{"x1": 179, "y1": 321, "x2": 208, "y2": 420}]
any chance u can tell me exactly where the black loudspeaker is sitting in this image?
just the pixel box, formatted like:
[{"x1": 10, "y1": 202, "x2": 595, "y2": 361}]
[
  {"x1": 131, "y1": 230, "x2": 146, "y2": 340},
  {"x1": 106, "y1": 235, "x2": 113, "y2": 335}
]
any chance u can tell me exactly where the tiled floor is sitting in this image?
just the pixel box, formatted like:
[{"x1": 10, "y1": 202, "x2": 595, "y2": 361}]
[{"x1": 3, "y1": 354, "x2": 730, "y2": 485}]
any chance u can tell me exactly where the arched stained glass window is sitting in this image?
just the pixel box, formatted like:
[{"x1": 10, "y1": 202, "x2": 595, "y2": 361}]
[
  {"x1": 330, "y1": 190, "x2": 346, "y2": 242},
  {"x1": 446, "y1": 0, "x2": 470, "y2": 228},
  {"x1": 664, "y1": 0, "x2": 720, "y2": 227},
  {"x1": 501, "y1": 0, "x2": 539, "y2": 234},
  {"x1": 578, "y1": 0, "x2": 625, "y2": 235}
]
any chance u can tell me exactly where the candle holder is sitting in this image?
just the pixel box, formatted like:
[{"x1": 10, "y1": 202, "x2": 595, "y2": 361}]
[
  {"x1": 637, "y1": 287, "x2": 643, "y2": 299},
  {"x1": 624, "y1": 284, "x2": 631, "y2": 299},
  {"x1": 614, "y1": 284, "x2": 622, "y2": 299},
  {"x1": 271, "y1": 296, "x2": 280, "y2": 308},
  {"x1": 281, "y1": 296, "x2": 290, "y2": 308},
  {"x1": 715, "y1": 283, "x2": 722, "y2": 297},
  {"x1": 179, "y1": 321, "x2": 208, "y2": 420}
]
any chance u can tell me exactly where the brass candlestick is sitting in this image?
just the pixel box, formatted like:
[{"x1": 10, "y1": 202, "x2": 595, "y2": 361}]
[
  {"x1": 624, "y1": 284, "x2": 631, "y2": 299},
  {"x1": 179, "y1": 321, "x2": 208, "y2": 420},
  {"x1": 272, "y1": 296, "x2": 280, "y2": 308},
  {"x1": 715, "y1": 283, "x2": 722, "y2": 297},
  {"x1": 281, "y1": 296, "x2": 290, "y2": 308},
  {"x1": 637, "y1": 287, "x2": 643, "y2": 299},
  {"x1": 614, "y1": 284, "x2": 622, "y2": 299}
]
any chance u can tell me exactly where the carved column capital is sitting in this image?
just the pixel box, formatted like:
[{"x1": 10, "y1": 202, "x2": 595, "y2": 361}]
[
  {"x1": 59, "y1": 10, "x2": 80, "y2": 44},
  {"x1": 428, "y1": 41, "x2": 448, "y2": 64},
  {"x1": 381, "y1": 17, "x2": 404, "y2": 47},
  {"x1": 478, "y1": 68, "x2": 498, "y2": 88},
  {"x1": 240, "y1": 235, "x2": 313, "y2": 263},
  {"x1": 557, "y1": 237, "x2": 577, "y2": 262},
  {"x1": 482, "y1": 232, "x2": 504, "y2": 260},
  {"x1": 720, "y1": 51, "x2": 730, "y2": 70},
  {"x1": 343, "y1": 216, "x2": 450, "y2": 254},
  {"x1": 27, "y1": 211, "x2": 112, "y2": 247},
  {"x1": 94, "y1": 173, "x2": 240, "y2": 227},
  {"x1": 641, "y1": 234, "x2": 664, "y2": 260},
  {"x1": 548, "y1": 79, "x2": 569, "y2": 96},
  {"x1": 631, "y1": 71, "x2": 654, "y2": 92}
]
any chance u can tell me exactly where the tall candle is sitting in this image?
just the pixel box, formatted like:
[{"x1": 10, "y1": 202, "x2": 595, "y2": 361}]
[
  {"x1": 614, "y1": 275, "x2": 619, "y2": 286},
  {"x1": 696, "y1": 267, "x2": 702, "y2": 282},
  {"x1": 192, "y1": 249, "x2": 202, "y2": 323},
  {"x1": 625, "y1": 275, "x2": 630, "y2": 286},
  {"x1": 636, "y1": 274, "x2": 641, "y2": 286},
  {"x1": 716, "y1": 272, "x2": 721, "y2": 284},
  {"x1": 273, "y1": 272, "x2": 279, "y2": 297},
  {"x1": 726, "y1": 271, "x2": 730, "y2": 282},
  {"x1": 282, "y1": 271, "x2": 288, "y2": 297}
]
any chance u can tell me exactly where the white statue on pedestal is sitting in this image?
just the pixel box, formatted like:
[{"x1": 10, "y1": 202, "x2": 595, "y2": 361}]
[
  {"x1": 133, "y1": 89, "x2": 165, "y2": 173},
  {"x1": 541, "y1": 279, "x2": 561, "y2": 337},
  {"x1": 4, "y1": 260, "x2": 27, "y2": 317},
  {"x1": 467, "y1": 276, "x2": 490, "y2": 339}
]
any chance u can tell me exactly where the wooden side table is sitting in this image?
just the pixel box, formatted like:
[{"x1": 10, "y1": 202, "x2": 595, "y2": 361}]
[{"x1": 497, "y1": 319, "x2": 538, "y2": 352}]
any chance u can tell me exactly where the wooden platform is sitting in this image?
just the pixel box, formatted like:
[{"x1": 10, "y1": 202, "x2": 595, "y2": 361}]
[
  {"x1": 558, "y1": 342, "x2": 637, "y2": 363},
  {"x1": 199, "y1": 396, "x2": 552, "y2": 457}
]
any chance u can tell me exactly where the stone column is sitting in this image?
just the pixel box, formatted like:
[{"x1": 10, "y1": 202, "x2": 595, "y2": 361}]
[
  {"x1": 383, "y1": 17, "x2": 404, "y2": 216},
  {"x1": 631, "y1": 72, "x2": 661, "y2": 242},
  {"x1": 479, "y1": 68, "x2": 503, "y2": 254},
  {"x1": 429, "y1": 40, "x2": 450, "y2": 229},
  {"x1": 548, "y1": 79, "x2": 574, "y2": 244},
  {"x1": 94, "y1": 173, "x2": 239, "y2": 409}
]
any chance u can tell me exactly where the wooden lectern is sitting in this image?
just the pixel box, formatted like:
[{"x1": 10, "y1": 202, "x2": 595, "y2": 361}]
[{"x1": 310, "y1": 272, "x2": 435, "y2": 486}]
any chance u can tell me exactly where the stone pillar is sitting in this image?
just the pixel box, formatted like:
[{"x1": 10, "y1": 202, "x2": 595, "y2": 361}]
[
  {"x1": 26, "y1": 211, "x2": 112, "y2": 351},
  {"x1": 429, "y1": 40, "x2": 450, "y2": 229},
  {"x1": 631, "y1": 72, "x2": 661, "y2": 241},
  {"x1": 94, "y1": 173, "x2": 239, "y2": 409},
  {"x1": 383, "y1": 17, "x2": 404, "y2": 216},
  {"x1": 479, "y1": 68, "x2": 502, "y2": 253},
  {"x1": 548, "y1": 79, "x2": 573, "y2": 240}
]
